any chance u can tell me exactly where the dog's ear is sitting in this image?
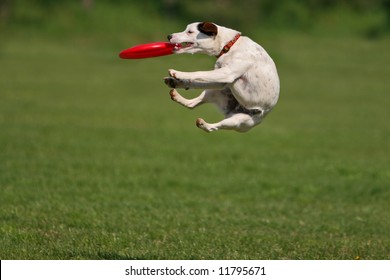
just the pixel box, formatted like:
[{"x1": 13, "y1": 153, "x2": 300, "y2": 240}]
[{"x1": 198, "y1": 22, "x2": 218, "y2": 36}]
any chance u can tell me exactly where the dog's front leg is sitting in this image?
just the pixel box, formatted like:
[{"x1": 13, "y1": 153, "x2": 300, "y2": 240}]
[
  {"x1": 164, "y1": 77, "x2": 226, "y2": 89},
  {"x1": 164, "y1": 76, "x2": 191, "y2": 89},
  {"x1": 169, "y1": 68, "x2": 240, "y2": 84}
]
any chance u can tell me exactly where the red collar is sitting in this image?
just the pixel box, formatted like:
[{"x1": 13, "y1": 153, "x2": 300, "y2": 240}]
[{"x1": 216, "y1": 33, "x2": 241, "y2": 58}]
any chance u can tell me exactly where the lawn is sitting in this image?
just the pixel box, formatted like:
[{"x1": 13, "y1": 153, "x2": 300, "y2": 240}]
[{"x1": 0, "y1": 33, "x2": 389, "y2": 259}]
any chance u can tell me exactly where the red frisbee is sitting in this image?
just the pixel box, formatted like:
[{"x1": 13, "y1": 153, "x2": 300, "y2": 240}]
[{"x1": 119, "y1": 42, "x2": 179, "y2": 59}]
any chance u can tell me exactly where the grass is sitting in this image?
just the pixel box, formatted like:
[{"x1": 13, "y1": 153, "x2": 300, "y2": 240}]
[{"x1": 0, "y1": 30, "x2": 389, "y2": 259}]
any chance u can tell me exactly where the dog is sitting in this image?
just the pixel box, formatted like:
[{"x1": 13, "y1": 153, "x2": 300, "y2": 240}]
[{"x1": 164, "y1": 22, "x2": 280, "y2": 133}]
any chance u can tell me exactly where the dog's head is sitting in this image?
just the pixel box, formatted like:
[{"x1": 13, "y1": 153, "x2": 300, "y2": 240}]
[{"x1": 167, "y1": 22, "x2": 240, "y2": 57}]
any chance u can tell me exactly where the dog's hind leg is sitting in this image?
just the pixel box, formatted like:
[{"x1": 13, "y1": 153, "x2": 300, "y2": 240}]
[
  {"x1": 196, "y1": 114, "x2": 259, "y2": 133},
  {"x1": 170, "y1": 89, "x2": 221, "y2": 109}
]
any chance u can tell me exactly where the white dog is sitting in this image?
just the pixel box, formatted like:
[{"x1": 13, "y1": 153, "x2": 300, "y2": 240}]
[{"x1": 164, "y1": 22, "x2": 280, "y2": 133}]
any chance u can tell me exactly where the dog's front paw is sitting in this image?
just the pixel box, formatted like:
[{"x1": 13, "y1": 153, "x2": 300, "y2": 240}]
[
  {"x1": 168, "y1": 69, "x2": 178, "y2": 78},
  {"x1": 164, "y1": 77, "x2": 177, "y2": 88},
  {"x1": 164, "y1": 77, "x2": 191, "y2": 89},
  {"x1": 169, "y1": 69, "x2": 188, "y2": 80}
]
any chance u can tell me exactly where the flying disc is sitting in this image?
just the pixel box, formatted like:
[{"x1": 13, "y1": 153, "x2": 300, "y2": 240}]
[{"x1": 119, "y1": 42, "x2": 179, "y2": 59}]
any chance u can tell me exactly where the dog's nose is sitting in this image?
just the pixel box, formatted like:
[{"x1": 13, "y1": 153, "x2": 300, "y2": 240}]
[{"x1": 167, "y1": 34, "x2": 173, "y2": 41}]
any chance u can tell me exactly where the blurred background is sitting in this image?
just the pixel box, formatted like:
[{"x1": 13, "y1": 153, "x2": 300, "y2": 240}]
[{"x1": 1, "y1": 0, "x2": 389, "y2": 43}]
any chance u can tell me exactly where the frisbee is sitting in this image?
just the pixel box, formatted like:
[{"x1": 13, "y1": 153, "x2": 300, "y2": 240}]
[{"x1": 119, "y1": 42, "x2": 179, "y2": 59}]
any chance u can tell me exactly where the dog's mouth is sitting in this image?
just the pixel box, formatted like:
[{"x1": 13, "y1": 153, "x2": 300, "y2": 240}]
[{"x1": 174, "y1": 42, "x2": 194, "y2": 51}]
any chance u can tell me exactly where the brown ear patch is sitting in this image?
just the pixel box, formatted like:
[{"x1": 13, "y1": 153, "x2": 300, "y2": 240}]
[{"x1": 197, "y1": 22, "x2": 218, "y2": 36}]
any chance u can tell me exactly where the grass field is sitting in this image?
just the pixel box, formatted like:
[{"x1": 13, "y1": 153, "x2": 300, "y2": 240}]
[{"x1": 0, "y1": 32, "x2": 389, "y2": 259}]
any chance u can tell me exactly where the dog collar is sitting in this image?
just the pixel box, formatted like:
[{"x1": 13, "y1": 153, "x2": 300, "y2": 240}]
[{"x1": 216, "y1": 33, "x2": 241, "y2": 58}]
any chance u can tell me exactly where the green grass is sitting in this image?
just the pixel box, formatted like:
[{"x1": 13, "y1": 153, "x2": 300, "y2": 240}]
[{"x1": 0, "y1": 32, "x2": 389, "y2": 259}]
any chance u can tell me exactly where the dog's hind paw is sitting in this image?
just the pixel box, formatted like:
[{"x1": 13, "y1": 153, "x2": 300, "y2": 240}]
[
  {"x1": 196, "y1": 118, "x2": 205, "y2": 128},
  {"x1": 196, "y1": 118, "x2": 217, "y2": 132},
  {"x1": 169, "y1": 89, "x2": 178, "y2": 101}
]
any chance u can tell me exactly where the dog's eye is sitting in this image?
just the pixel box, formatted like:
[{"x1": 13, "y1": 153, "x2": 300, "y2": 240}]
[{"x1": 187, "y1": 30, "x2": 194, "y2": 34}]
